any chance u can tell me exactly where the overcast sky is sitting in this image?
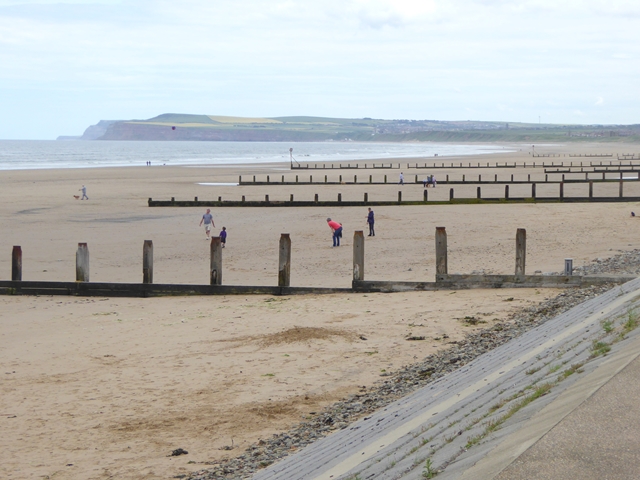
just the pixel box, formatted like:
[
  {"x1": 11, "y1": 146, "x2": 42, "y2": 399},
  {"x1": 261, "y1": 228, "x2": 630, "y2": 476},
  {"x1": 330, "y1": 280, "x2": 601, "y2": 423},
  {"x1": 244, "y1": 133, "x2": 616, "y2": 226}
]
[{"x1": 1, "y1": 0, "x2": 638, "y2": 139}]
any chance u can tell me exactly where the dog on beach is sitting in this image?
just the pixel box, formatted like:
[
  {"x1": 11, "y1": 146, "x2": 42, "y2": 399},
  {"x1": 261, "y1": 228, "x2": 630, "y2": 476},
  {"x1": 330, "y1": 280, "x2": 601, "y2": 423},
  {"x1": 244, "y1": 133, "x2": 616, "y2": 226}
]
[{"x1": 73, "y1": 195, "x2": 80, "y2": 200}]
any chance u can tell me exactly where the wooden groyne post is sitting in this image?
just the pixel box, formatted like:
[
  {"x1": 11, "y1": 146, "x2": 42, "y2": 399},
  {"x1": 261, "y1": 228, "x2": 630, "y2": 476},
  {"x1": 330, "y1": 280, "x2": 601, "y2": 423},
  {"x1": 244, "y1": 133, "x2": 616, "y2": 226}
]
[
  {"x1": 210, "y1": 237, "x2": 222, "y2": 285},
  {"x1": 565, "y1": 258, "x2": 573, "y2": 276},
  {"x1": 143, "y1": 240, "x2": 153, "y2": 284},
  {"x1": 353, "y1": 231, "x2": 365, "y2": 281},
  {"x1": 76, "y1": 243, "x2": 89, "y2": 282},
  {"x1": 515, "y1": 228, "x2": 526, "y2": 275},
  {"x1": 12, "y1": 246, "x2": 22, "y2": 281},
  {"x1": 436, "y1": 227, "x2": 448, "y2": 274},
  {"x1": 278, "y1": 234, "x2": 291, "y2": 287}
]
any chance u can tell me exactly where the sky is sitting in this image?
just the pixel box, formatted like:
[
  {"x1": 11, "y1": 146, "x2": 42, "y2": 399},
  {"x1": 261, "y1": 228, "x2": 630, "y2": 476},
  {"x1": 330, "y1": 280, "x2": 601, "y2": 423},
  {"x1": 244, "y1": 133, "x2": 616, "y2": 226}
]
[{"x1": 0, "y1": 0, "x2": 639, "y2": 139}]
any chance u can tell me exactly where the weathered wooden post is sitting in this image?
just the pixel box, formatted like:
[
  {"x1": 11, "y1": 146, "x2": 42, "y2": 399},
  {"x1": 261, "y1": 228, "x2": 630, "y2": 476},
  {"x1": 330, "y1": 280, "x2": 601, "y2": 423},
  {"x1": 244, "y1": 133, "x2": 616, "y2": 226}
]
[
  {"x1": 296, "y1": 175, "x2": 299, "y2": 183},
  {"x1": 559, "y1": 182, "x2": 564, "y2": 200},
  {"x1": 589, "y1": 181, "x2": 593, "y2": 198},
  {"x1": 364, "y1": 192, "x2": 368, "y2": 203},
  {"x1": 398, "y1": 191, "x2": 402, "y2": 203},
  {"x1": 290, "y1": 194, "x2": 294, "y2": 202},
  {"x1": 515, "y1": 229, "x2": 526, "y2": 276},
  {"x1": 282, "y1": 175, "x2": 285, "y2": 183},
  {"x1": 532, "y1": 183, "x2": 537, "y2": 199},
  {"x1": 435, "y1": 227, "x2": 447, "y2": 275},
  {"x1": 505, "y1": 185, "x2": 510, "y2": 199},
  {"x1": 11, "y1": 246, "x2": 22, "y2": 281},
  {"x1": 384, "y1": 175, "x2": 387, "y2": 184},
  {"x1": 339, "y1": 175, "x2": 342, "y2": 183},
  {"x1": 239, "y1": 175, "x2": 242, "y2": 183},
  {"x1": 338, "y1": 193, "x2": 342, "y2": 202},
  {"x1": 463, "y1": 174, "x2": 465, "y2": 182},
  {"x1": 353, "y1": 231, "x2": 364, "y2": 282},
  {"x1": 619, "y1": 180, "x2": 624, "y2": 198},
  {"x1": 449, "y1": 188, "x2": 454, "y2": 201},
  {"x1": 354, "y1": 175, "x2": 357, "y2": 183},
  {"x1": 315, "y1": 194, "x2": 319, "y2": 203},
  {"x1": 242, "y1": 195, "x2": 246, "y2": 202},
  {"x1": 477, "y1": 186, "x2": 481, "y2": 199},
  {"x1": 423, "y1": 189, "x2": 428, "y2": 202},
  {"x1": 495, "y1": 174, "x2": 497, "y2": 182},
  {"x1": 278, "y1": 234, "x2": 291, "y2": 287},
  {"x1": 265, "y1": 194, "x2": 269, "y2": 203},
  {"x1": 76, "y1": 243, "x2": 89, "y2": 282},
  {"x1": 218, "y1": 196, "x2": 222, "y2": 202},
  {"x1": 210, "y1": 237, "x2": 222, "y2": 285},
  {"x1": 369, "y1": 175, "x2": 372, "y2": 184},
  {"x1": 194, "y1": 196, "x2": 198, "y2": 202},
  {"x1": 564, "y1": 258, "x2": 573, "y2": 276},
  {"x1": 267, "y1": 175, "x2": 270, "y2": 183},
  {"x1": 310, "y1": 175, "x2": 313, "y2": 183},
  {"x1": 479, "y1": 174, "x2": 482, "y2": 182},
  {"x1": 253, "y1": 175, "x2": 256, "y2": 182},
  {"x1": 325, "y1": 175, "x2": 327, "y2": 183},
  {"x1": 143, "y1": 240, "x2": 153, "y2": 284}
]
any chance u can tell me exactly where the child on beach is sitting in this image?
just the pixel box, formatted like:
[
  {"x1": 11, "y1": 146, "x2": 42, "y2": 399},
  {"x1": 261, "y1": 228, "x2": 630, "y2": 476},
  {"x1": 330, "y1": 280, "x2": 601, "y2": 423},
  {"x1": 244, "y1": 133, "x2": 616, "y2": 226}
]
[{"x1": 220, "y1": 226, "x2": 227, "y2": 247}]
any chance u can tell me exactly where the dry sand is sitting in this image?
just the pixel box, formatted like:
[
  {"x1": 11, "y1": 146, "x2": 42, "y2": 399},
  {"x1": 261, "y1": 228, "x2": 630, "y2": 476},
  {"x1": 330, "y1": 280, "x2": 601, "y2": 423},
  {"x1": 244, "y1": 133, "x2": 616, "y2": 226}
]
[{"x1": 1, "y1": 142, "x2": 639, "y2": 479}]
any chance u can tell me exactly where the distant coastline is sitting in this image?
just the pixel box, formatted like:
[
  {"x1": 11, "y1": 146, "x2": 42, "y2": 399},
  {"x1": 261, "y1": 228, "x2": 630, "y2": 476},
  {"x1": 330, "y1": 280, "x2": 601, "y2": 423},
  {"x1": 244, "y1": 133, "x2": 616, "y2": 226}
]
[{"x1": 59, "y1": 114, "x2": 640, "y2": 143}]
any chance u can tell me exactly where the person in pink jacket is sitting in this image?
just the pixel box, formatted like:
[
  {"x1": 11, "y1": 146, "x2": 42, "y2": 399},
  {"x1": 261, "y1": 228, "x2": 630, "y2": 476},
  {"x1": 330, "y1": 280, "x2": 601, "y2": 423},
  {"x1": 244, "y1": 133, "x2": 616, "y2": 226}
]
[{"x1": 326, "y1": 218, "x2": 343, "y2": 247}]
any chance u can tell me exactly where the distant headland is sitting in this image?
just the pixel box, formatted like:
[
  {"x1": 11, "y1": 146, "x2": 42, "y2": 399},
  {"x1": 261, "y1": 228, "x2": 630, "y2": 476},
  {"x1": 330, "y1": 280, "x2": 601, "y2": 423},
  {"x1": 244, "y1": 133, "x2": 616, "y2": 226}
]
[{"x1": 59, "y1": 114, "x2": 640, "y2": 143}]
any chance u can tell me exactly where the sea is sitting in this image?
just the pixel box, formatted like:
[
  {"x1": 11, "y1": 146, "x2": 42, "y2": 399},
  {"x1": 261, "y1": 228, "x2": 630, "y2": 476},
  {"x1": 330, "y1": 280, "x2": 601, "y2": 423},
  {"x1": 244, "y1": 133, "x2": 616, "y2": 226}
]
[{"x1": 0, "y1": 140, "x2": 515, "y2": 171}]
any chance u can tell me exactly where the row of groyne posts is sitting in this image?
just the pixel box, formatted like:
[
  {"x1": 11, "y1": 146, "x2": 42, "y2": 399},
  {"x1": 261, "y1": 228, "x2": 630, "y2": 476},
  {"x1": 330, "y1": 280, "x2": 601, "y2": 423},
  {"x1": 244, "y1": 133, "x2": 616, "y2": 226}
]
[
  {"x1": 5, "y1": 229, "x2": 634, "y2": 297},
  {"x1": 151, "y1": 177, "x2": 637, "y2": 207},
  {"x1": 240, "y1": 170, "x2": 640, "y2": 185},
  {"x1": 289, "y1": 156, "x2": 640, "y2": 169}
]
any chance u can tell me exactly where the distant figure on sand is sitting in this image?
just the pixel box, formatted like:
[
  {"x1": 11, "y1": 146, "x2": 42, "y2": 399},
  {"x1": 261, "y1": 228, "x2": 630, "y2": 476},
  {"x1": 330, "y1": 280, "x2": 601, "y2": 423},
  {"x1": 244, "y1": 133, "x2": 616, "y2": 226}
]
[
  {"x1": 199, "y1": 209, "x2": 215, "y2": 239},
  {"x1": 399, "y1": 172, "x2": 404, "y2": 185},
  {"x1": 327, "y1": 218, "x2": 343, "y2": 247},
  {"x1": 423, "y1": 175, "x2": 437, "y2": 188},
  {"x1": 79, "y1": 185, "x2": 88, "y2": 200},
  {"x1": 366, "y1": 207, "x2": 375, "y2": 236},
  {"x1": 220, "y1": 226, "x2": 227, "y2": 247}
]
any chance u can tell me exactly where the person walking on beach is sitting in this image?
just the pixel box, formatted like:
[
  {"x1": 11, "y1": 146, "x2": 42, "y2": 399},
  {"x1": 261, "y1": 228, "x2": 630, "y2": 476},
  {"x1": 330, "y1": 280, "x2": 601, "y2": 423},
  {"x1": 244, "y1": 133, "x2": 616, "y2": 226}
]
[
  {"x1": 399, "y1": 172, "x2": 404, "y2": 185},
  {"x1": 366, "y1": 207, "x2": 375, "y2": 237},
  {"x1": 79, "y1": 185, "x2": 88, "y2": 200},
  {"x1": 219, "y1": 226, "x2": 227, "y2": 247},
  {"x1": 199, "y1": 208, "x2": 215, "y2": 240},
  {"x1": 327, "y1": 218, "x2": 343, "y2": 247}
]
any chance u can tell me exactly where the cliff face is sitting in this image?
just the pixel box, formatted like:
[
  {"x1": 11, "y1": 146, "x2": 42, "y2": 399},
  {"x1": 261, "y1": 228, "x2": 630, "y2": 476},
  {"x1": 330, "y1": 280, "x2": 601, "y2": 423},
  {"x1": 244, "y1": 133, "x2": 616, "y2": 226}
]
[{"x1": 80, "y1": 120, "x2": 121, "y2": 140}]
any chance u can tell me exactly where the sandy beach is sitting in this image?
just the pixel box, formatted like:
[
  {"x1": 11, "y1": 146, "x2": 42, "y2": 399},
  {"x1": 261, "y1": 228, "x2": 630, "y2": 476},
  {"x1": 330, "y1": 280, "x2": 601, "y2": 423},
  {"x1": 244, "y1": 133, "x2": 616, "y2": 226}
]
[{"x1": 2, "y1": 142, "x2": 640, "y2": 479}]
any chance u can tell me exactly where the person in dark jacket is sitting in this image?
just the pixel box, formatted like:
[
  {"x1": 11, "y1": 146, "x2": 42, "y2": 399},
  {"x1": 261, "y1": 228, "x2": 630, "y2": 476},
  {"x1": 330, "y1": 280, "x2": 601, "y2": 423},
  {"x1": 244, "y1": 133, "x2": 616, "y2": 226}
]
[{"x1": 366, "y1": 208, "x2": 375, "y2": 236}]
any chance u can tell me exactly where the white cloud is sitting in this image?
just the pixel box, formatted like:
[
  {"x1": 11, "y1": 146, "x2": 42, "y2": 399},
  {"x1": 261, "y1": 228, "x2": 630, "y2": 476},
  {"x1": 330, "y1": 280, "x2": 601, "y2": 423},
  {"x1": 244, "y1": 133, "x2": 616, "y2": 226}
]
[{"x1": 595, "y1": 97, "x2": 604, "y2": 106}]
